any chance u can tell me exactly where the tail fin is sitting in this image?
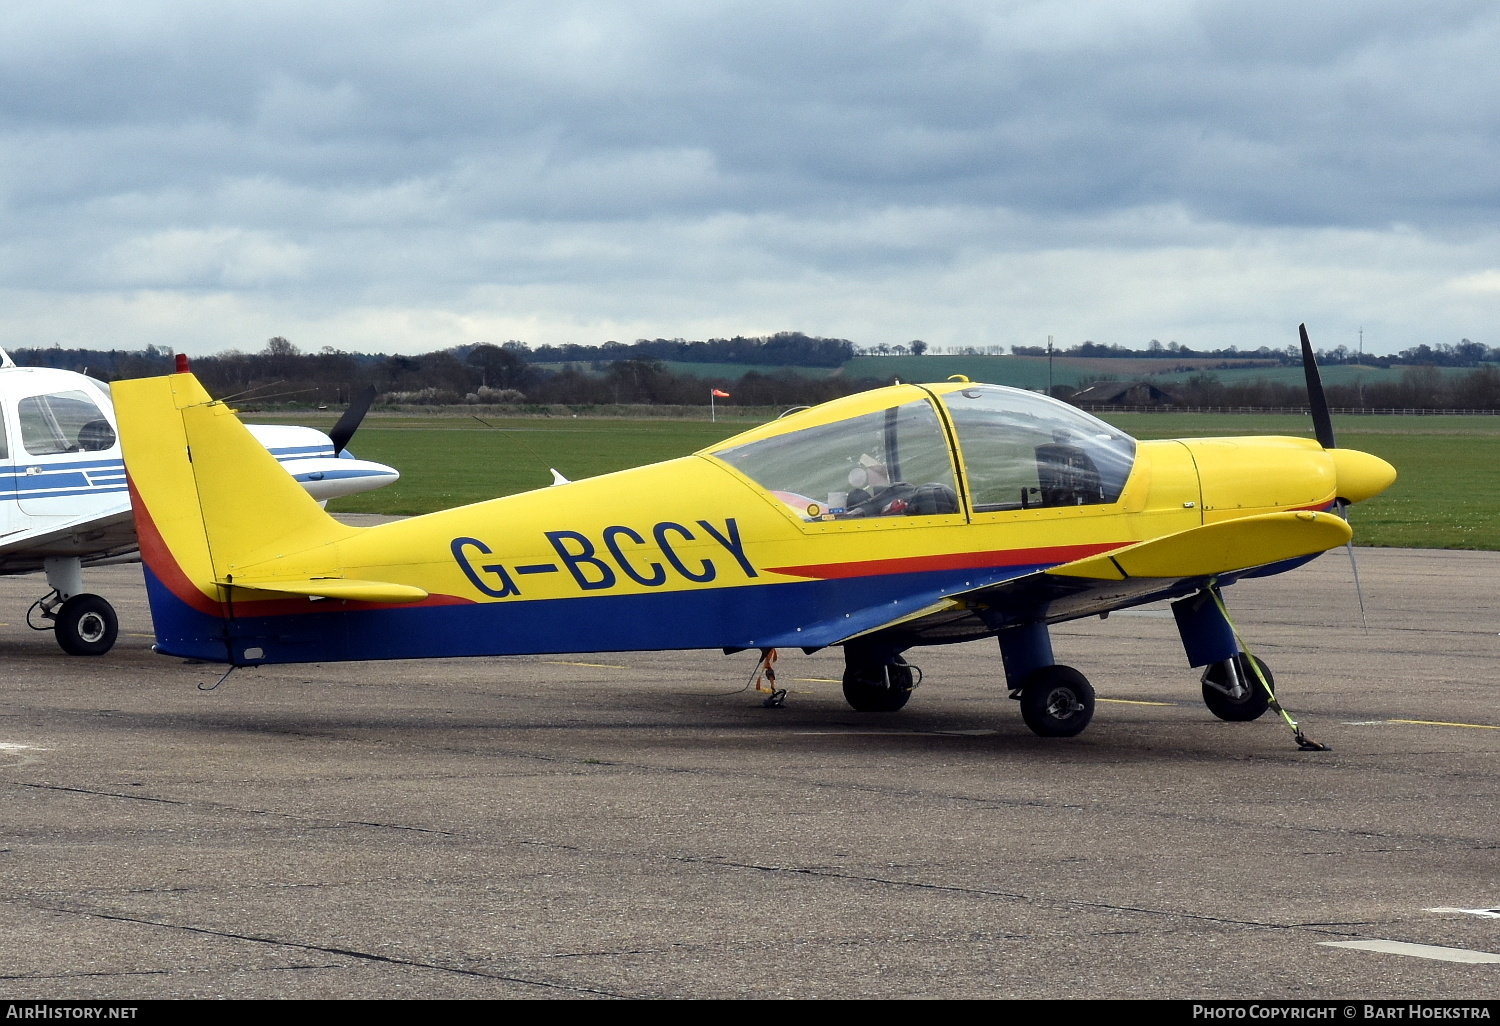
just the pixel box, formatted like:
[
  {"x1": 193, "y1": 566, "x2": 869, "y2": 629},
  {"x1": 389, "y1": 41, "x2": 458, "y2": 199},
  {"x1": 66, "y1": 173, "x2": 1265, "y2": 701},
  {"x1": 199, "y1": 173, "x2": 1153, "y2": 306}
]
[{"x1": 115, "y1": 371, "x2": 361, "y2": 660}]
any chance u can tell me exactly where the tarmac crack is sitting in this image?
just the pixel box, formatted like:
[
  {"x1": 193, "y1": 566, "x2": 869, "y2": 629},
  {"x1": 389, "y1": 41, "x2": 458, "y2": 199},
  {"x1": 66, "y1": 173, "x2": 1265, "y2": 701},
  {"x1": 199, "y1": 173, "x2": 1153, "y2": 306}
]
[
  {"x1": 27, "y1": 904, "x2": 630, "y2": 998},
  {"x1": 5, "y1": 778, "x2": 457, "y2": 837},
  {"x1": 511, "y1": 838, "x2": 1369, "y2": 937},
  {"x1": 487, "y1": 751, "x2": 1500, "y2": 853},
  {"x1": 0, "y1": 970, "x2": 171, "y2": 981},
  {"x1": 0, "y1": 964, "x2": 342, "y2": 981},
  {"x1": 12, "y1": 783, "x2": 188, "y2": 806}
]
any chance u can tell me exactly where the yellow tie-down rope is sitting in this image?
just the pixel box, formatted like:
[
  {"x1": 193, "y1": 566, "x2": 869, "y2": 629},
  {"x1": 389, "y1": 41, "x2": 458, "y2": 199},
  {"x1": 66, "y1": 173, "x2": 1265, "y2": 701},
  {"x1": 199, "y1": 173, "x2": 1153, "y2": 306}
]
[
  {"x1": 1208, "y1": 583, "x2": 1331, "y2": 752},
  {"x1": 753, "y1": 648, "x2": 787, "y2": 707}
]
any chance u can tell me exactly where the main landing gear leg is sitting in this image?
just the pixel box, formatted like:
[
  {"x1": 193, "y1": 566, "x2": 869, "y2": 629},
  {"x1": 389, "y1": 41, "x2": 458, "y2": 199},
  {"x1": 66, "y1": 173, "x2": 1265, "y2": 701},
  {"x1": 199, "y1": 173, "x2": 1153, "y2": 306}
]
[
  {"x1": 34, "y1": 556, "x2": 119, "y2": 657},
  {"x1": 841, "y1": 644, "x2": 920, "y2": 712},
  {"x1": 998, "y1": 622, "x2": 1096, "y2": 738}
]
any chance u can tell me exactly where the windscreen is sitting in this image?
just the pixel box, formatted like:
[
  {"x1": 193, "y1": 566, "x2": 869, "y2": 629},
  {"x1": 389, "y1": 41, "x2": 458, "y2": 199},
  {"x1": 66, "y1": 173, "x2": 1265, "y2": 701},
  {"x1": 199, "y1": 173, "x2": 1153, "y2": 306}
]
[
  {"x1": 715, "y1": 399, "x2": 959, "y2": 521},
  {"x1": 941, "y1": 386, "x2": 1135, "y2": 511},
  {"x1": 18, "y1": 391, "x2": 116, "y2": 455}
]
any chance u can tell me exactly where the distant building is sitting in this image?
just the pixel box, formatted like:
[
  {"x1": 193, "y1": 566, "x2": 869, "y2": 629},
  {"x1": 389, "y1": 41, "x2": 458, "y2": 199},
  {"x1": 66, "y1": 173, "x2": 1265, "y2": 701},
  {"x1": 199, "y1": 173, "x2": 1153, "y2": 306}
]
[{"x1": 1069, "y1": 380, "x2": 1180, "y2": 406}]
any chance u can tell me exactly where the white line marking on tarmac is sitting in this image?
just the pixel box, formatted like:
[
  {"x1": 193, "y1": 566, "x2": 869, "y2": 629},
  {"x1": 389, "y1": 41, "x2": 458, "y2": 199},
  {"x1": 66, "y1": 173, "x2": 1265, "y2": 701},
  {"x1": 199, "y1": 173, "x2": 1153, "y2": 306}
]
[
  {"x1": 0, "y1": 743, "x2": 39, "y2": 750},
  {"x1": 1389, "y1": 718, "x2": 1499, "y2": 730},
  {"x1": 1320, "y1": 940, "x2": 1500, "y2": 963},
  {"x1": 1098, "y1": 698, "x2": 1177, "y2": 707},
  {"x1": 1341, "y1": 719, "x2": 1499, "y2": 730},
  {"x1": 1428, "y1": 906, "x2": 1500, "y2": 919}
]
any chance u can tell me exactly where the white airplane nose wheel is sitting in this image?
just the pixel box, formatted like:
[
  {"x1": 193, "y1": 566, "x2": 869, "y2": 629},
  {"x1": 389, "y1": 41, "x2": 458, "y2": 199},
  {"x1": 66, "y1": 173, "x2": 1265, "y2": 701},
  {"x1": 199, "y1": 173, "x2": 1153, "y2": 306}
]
[
  {"x1": 1018, "y1": 665, "x2": 1096, "y2": 737},
  {"x1": 54, "y1": 594, "x2": 119, "y2": 657}
]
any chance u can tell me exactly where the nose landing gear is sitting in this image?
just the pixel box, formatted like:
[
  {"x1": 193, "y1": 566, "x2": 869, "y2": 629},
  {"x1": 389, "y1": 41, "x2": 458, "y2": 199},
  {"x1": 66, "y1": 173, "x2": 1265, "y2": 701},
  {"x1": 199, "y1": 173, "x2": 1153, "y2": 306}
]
[
  {"x1": 26, "y1": 556, "x2": 120, "y2": 656},
  {"x1": 54, "y1": 594, "x2": 119, "y2": 656},
  {"x1": 1201, "y1": 653, "x2": 1274, "y2": 721},
  {"x1": 30, "y1": 589, "x2": 120, "y2": 656}
]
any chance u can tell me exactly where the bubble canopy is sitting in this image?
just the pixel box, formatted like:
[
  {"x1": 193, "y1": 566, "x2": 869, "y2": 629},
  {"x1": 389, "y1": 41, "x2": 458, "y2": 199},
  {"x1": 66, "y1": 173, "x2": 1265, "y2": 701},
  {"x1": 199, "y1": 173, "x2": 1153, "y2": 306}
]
[{"x1": 708, "y1": 383, "x2": 1137, "y2": 521}]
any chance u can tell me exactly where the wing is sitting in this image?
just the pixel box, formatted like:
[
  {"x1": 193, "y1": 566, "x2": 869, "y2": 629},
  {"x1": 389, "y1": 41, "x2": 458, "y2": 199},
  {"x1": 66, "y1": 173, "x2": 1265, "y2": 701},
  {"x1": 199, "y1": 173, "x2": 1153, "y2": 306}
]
[
  {"x1": 807, "y1": 511, "x2": 1352, "y2": 651},
  {"x1": 0, "y1": 505, "x2": 137, "y2": 575}
]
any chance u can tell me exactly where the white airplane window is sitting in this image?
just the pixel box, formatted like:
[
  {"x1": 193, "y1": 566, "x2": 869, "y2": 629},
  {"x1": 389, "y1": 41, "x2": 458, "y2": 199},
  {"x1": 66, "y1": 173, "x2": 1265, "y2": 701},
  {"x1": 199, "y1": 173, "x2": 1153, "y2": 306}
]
[
  {"x1": 942, "y1": 386, "x2": 1135, "y2": 511},
  {"x1": 716, "y1": 399, "x2": 959, "y2": 520},
  {"x1": 18, "y1": 391, "x2": 117, "y2": 456},
  {"x1": 0, "y1": 404, "x2": 7, "y2": 459}
]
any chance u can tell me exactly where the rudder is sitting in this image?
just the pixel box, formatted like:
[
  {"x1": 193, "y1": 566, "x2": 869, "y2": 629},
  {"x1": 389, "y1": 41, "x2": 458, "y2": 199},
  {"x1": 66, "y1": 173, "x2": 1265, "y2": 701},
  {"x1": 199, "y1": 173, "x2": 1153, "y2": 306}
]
[{"x1": 114, "y1": 371, "x2": 358, "y2": 660}]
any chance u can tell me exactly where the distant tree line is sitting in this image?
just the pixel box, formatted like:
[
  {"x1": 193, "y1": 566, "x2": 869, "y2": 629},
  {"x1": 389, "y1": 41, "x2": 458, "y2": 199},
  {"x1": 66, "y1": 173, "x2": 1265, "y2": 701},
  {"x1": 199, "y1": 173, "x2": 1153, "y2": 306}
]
[
  {"x1": 1164, "y1": 366, "x2": 1500, "y2": 410},
  {"x1": 12, "y1": 333, "x2": 1500, "y2": 411},
  {"x1": 526, "y1": 331, "x2": 855, "y2": 368},
  {"x1": 7, "y1": 337, "x2": 883, "y2": 410},
  {"x1": 1013, "y1": 337, "x2": 1500, "y2": 369}
]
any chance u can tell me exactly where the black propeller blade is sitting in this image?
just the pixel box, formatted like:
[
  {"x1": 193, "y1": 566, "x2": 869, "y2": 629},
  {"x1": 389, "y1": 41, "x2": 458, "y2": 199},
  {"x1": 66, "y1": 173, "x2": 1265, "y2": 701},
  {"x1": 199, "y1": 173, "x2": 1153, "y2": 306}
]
[
  {"x1": 1300, "y1": 323, "x2": 1336, "y2": 450},
  {"x1": 1301, "y1": 324, "x2": 1369, "y2": 628},
  {"x1": 328, "y1": 384, "x2": 377, "y2": 455}
]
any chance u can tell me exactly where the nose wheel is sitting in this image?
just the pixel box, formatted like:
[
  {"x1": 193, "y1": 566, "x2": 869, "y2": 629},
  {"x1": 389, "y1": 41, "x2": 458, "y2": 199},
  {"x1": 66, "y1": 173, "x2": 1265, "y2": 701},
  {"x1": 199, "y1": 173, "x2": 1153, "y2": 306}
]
[
  {"x1": 36, "y1": 593, "x2": 120, "y2": 656},
  {"x1": 1201, "y1": 654, "x2": 1274, "y2": 721}
]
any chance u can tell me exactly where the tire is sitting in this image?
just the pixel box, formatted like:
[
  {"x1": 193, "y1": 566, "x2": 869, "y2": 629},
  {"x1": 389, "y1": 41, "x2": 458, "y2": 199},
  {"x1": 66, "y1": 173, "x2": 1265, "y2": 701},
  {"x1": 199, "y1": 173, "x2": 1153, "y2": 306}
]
[
  {"x1": 842, "y1": 656, "x2": 915, "y2": 712},
  {"x1": 54, "y1": 594, "x2": 118, "y2": 656},
  {"x1": 1201, "y1": 653, "x2": 1273, "y2": 722},
  {"x1": 1019, "y1": 665, "x2": 1095, "y2": 737}
]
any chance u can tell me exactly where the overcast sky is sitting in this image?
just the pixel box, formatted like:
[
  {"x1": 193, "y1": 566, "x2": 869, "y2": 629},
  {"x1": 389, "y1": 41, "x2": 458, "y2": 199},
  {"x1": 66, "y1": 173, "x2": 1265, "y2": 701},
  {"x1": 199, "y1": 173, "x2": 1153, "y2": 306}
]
[{"x1": 2, "y1": 0, "x2": 1498, "y2": 356}]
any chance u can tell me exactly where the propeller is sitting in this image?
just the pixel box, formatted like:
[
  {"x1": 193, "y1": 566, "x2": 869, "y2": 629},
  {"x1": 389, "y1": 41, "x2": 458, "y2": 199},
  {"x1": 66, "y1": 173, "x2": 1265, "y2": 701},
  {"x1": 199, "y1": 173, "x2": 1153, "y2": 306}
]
[
  {"x1": 1300, "y1": 323, "x2": 1336, "y2": 450},
  {"x1": 1300, "y1": 323, "x2": 1368, "y2": 629},
  {"x1": 328, "y1": 384, "x2": 377, "y2": 455}
]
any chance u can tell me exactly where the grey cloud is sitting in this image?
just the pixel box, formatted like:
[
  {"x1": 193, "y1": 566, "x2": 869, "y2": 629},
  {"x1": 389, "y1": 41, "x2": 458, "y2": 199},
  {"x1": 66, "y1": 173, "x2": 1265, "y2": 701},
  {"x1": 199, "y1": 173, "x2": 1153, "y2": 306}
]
[
  {"x1": 1, "y1": 1, "x2": 1499, "y2": 353},
  {"x1": 4, "y1": 1, "x2": 1499, "y2": 224}
]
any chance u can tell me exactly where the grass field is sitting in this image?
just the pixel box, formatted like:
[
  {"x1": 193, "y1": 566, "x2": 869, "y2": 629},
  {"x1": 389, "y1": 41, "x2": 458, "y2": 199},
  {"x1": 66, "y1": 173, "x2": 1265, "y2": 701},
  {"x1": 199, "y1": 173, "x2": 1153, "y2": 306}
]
[
  {"x1": 313, "y1": 410, "x2": 1500, "y2": 550},
  {"x1": 322, "y1": 416, "x2": 756, "y2": 515}
]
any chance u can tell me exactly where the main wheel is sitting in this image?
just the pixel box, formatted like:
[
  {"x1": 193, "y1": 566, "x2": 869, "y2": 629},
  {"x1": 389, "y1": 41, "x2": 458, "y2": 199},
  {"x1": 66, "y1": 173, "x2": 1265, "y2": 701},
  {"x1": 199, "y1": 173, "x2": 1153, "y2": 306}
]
[
  {"x1": 1201, "y1": 653, "x2": 1273, "y2": 721},
  {"x1": 842, "y1": 656, "x2": 915, "y2": 712},
  {"x1": 54, "y1": 594, "x2": 118, "y2": 656},
  {"x1": 1019, "y1": 665, "x2": 1095, "y2": 737}
]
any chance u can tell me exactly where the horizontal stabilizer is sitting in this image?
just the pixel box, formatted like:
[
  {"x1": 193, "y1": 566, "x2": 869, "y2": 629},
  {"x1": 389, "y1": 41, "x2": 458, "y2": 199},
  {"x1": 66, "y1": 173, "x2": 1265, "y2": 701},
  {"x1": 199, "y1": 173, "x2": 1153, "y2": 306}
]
[
  {"x1": 1047, "y1": 511, "x2": 1351, "y2": 581},
  {"x1": 223, "y1": 578, "x2": 429, "y2": 603}
]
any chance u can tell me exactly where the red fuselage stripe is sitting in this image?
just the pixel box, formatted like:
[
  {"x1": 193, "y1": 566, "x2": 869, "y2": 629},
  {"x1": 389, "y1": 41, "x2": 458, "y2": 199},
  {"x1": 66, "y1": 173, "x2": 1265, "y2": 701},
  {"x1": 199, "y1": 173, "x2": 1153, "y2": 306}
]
[{"x1": 766, "y1": 542, "x2": 1126, "y2": 580}]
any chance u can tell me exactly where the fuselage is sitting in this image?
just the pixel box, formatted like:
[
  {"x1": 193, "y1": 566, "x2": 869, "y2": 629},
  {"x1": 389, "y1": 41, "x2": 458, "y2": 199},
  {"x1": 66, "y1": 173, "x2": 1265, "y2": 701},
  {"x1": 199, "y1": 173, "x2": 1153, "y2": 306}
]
[{"x1": 118, "y1": 377, "x2": 1397, "y2": 666}]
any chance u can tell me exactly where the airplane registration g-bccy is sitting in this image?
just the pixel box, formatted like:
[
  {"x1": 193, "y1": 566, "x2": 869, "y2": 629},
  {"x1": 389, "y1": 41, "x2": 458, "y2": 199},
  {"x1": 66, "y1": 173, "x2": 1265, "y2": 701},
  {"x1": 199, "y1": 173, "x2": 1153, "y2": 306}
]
[{"x1": 0, "y1": 349, "x2": 399, "y2": 656}]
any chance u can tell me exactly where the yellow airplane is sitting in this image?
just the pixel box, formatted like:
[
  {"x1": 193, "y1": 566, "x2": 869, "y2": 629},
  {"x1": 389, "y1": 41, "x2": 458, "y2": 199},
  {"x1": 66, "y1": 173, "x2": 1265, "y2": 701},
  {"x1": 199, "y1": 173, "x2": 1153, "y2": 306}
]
[{"x1": 112, "y1": 333, "x2": 1395, "y2": 740}]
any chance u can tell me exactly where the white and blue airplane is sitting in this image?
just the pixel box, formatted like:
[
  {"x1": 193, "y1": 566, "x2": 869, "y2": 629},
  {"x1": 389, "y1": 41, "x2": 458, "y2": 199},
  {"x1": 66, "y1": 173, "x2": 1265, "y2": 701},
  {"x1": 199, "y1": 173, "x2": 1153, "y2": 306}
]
[{"x1": 0, "y1": 349, "x2": 398, "y2": 656}]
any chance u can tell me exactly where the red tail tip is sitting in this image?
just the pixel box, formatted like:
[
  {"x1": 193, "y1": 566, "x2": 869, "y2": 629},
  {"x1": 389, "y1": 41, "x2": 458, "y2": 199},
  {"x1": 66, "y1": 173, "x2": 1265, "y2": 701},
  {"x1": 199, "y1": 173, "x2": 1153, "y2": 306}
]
[{"x1": 174, "y1": 353, "x2": 190, "y2": 373}]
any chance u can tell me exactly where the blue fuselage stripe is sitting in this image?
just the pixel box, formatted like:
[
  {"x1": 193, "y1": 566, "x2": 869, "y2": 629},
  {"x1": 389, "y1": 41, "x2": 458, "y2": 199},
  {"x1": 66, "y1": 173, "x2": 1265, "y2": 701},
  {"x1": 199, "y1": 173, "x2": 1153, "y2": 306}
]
[{"x1": 144, "y1": 563, "x2": 1038, "y2": 665}]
